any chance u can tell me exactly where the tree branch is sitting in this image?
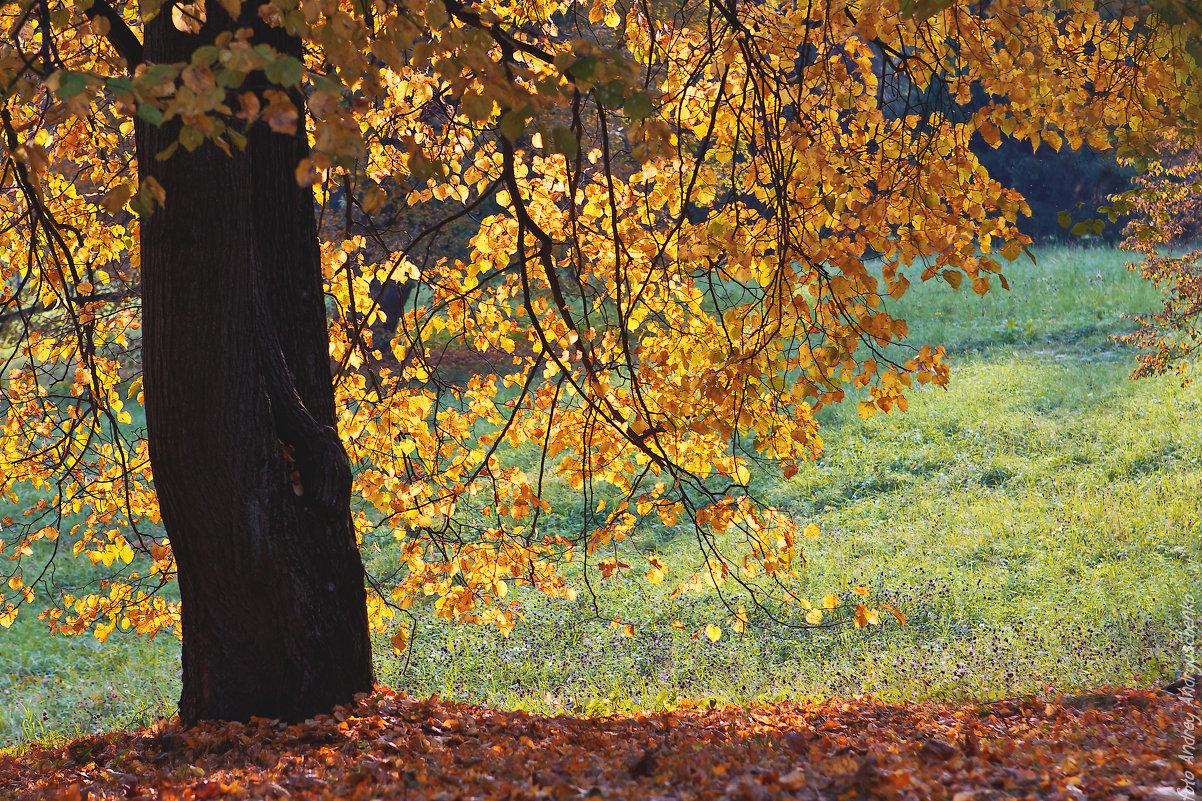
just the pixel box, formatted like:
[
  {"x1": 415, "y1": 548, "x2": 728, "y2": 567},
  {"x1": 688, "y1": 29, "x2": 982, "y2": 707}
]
[{"x1": 83, "y1": 0, "x2": 143, "y2": 67}]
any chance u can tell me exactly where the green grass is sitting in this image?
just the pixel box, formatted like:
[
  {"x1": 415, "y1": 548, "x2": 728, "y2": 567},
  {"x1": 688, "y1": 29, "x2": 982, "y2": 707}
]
[
  {"x1": 3, "y1": 245, "x2": 1200, "y2": 744},
  {"x1": 0, "y1": 612, "x2": 178, "y2": 746},
  {"x1": 374, "y1": 246, "x2": 1198, "y2": 713}
]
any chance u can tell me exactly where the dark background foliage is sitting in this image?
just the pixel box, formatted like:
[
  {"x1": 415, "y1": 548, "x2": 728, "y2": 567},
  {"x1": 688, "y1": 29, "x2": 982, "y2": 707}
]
[{"x1": 973, "y1": 138, "x2": 1133, "y2": 243}]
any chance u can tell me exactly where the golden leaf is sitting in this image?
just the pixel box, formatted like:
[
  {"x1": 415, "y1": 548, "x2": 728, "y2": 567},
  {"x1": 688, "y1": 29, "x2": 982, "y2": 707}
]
[
  {"x1": 880, "y1": 602, "x2": 907, "y2": 626},
  {"x1": 390, "y1": 628, "x2": 410, "y2": 653},
  {"x1": 853, "y1": 604, "x2": 880, "y2": 628},
  {"x1": 100, "y1": 183, "x2": 134, "y2": 214}
]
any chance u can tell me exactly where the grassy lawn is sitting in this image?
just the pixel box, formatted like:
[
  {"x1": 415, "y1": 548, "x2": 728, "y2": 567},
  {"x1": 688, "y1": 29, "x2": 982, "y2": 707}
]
[{"x1": 3, "y1": 245, "x2": 1199, "y2": 745}]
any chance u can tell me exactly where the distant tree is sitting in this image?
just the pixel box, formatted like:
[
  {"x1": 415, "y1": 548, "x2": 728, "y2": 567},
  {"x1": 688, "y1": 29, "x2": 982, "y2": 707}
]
[
  {"x1": 1118, "y1": 135, "x2": 1202, "y2": 383},
  {"x1": 0, "y1": 0, "x2": 1196, "y2": 724}
]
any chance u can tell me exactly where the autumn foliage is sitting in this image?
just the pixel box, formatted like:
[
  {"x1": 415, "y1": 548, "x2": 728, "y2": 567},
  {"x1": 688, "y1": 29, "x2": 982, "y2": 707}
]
[
  {"x1": 1119, "y1": 133, "x2": 1202, "y2": 384},
  {"x1": 1, "y1": 0, "x2": 1200, "y2": 670},
  {"x1": 2, "y1": 687, "x2": 1197, "y2": 800}
]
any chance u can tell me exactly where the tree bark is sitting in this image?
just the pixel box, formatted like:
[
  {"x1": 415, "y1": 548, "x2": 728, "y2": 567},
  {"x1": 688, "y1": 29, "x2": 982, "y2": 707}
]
[{"x1": 137, "y1": 12, "x2": 373, "y2": 725}]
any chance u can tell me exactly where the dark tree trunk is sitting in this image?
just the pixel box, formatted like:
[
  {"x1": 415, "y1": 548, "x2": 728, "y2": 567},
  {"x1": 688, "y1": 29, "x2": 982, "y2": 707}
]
[{"x1": 137, "y1": 12, "x2": 373, "y2": 726}]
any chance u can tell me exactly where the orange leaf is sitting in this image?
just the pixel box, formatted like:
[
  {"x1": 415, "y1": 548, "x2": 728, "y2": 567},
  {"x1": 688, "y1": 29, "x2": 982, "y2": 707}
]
[{"x1": 880, "y1": 602, "x2": 907, "y2": 625}]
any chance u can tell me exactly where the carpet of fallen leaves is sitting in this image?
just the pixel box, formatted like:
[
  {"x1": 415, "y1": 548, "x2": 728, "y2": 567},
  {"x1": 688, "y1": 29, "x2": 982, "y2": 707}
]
[{"x1": 2, "y1": 688, "x2": 1197, "y2": 801}]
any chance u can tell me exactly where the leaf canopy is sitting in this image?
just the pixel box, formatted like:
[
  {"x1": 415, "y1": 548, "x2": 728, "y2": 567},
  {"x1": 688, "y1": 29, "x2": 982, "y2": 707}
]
[{"x1": 0, "y1": 0, "x2": 1198, "y2": 643}]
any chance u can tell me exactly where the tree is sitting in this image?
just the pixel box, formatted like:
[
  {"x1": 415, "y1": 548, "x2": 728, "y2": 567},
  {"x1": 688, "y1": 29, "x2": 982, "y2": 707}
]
[
  {"x1": 3, "y1": 5, "x2": 374, "y2": 723},
  {"x1": 1117, "y1": 134, "x2": 1202, "y2": 383},
  {"x1": 0, "y1": 0, "x2": 1196, "y2": 724}
]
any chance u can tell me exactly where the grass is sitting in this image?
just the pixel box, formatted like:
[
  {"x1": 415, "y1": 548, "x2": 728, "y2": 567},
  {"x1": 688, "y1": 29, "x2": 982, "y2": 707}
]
[
  {"x1": 0, "y1": 612, "x2": 178, "y2": 745},
  {"x1": 3, "y1": 245, "x2": 1200, "y2": 745}
]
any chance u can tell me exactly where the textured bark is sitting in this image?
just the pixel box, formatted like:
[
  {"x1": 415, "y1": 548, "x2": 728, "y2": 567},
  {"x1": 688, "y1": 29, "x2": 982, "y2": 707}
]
[{"x1": 137, "y1": 13, "x2": 373, "y2": 726}]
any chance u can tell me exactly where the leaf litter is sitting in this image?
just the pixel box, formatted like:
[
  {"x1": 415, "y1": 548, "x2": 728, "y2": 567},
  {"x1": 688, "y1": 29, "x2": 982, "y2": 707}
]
[{"x1": 1, "y1": 687, "x2": 1196, "y2": 800}]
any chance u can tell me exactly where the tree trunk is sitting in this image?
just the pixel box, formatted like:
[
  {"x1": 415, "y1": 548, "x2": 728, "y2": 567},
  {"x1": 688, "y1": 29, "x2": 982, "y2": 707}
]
[{"x1": 137, "y1": 13, "x2": 373, "y2": 725}]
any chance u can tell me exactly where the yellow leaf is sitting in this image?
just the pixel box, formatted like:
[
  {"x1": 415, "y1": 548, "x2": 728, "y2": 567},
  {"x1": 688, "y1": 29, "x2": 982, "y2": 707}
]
[
  {"x1": 100, "y1": 183, "x2": 134, "y2": 214},
  {"x1": 645, "y1": 555, "x2": 666, "y2": 584},
  {"x1": 822, "y1": 594, "x2": 839, "y2": 609},
  {"x1": 295, "y1": 157, "x2": 317, "y2": 187},
  {"x1": 853, "y1": 603, "x2": 880, "y2": 628},
  {"x1": 143, "y1": 177, "x2": 165, "y2": 206},
  {"x1": 888, "y1": 275, "x2": 910, "y2": 300},
  {"x1": 390, "y1": 627, "x2": 410, "y2": 653},
  {"x1": 979, "y1": 120, "x2": 1001, "y2": 148},
  {"x1": 705, "y1": 623, "x2": 721, "y2": 642},
  {"x1": 805, "y1": 609, "x2": 823, "y2": 625},
  {"x1": 1000, "y1": 240, "x2": 1023, "y2": 262},
  {"x1": 803, "y1": 524, "x2": 820, "y2": 539},
  {"x1": 852, "y1": 586, "x2": 868, "y2": 596},
  {"x1": 598, "y1": 557, "x2": 629, "y2": 579},
  {"x1": 361, "y1": 184, "x2": 387, "y2": 214}
]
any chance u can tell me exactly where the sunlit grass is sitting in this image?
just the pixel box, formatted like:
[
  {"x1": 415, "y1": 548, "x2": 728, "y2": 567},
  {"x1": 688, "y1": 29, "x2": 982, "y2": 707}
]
[
  {"x1": 376, "y1": 246, "x2": 1199, "y2": 714},
  {"x1": 0, "y1": 612, "x2": 179, "y2": 747},
  {"x1": 3, "y1": 245, "x2": 1199, "y2": 743}
]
